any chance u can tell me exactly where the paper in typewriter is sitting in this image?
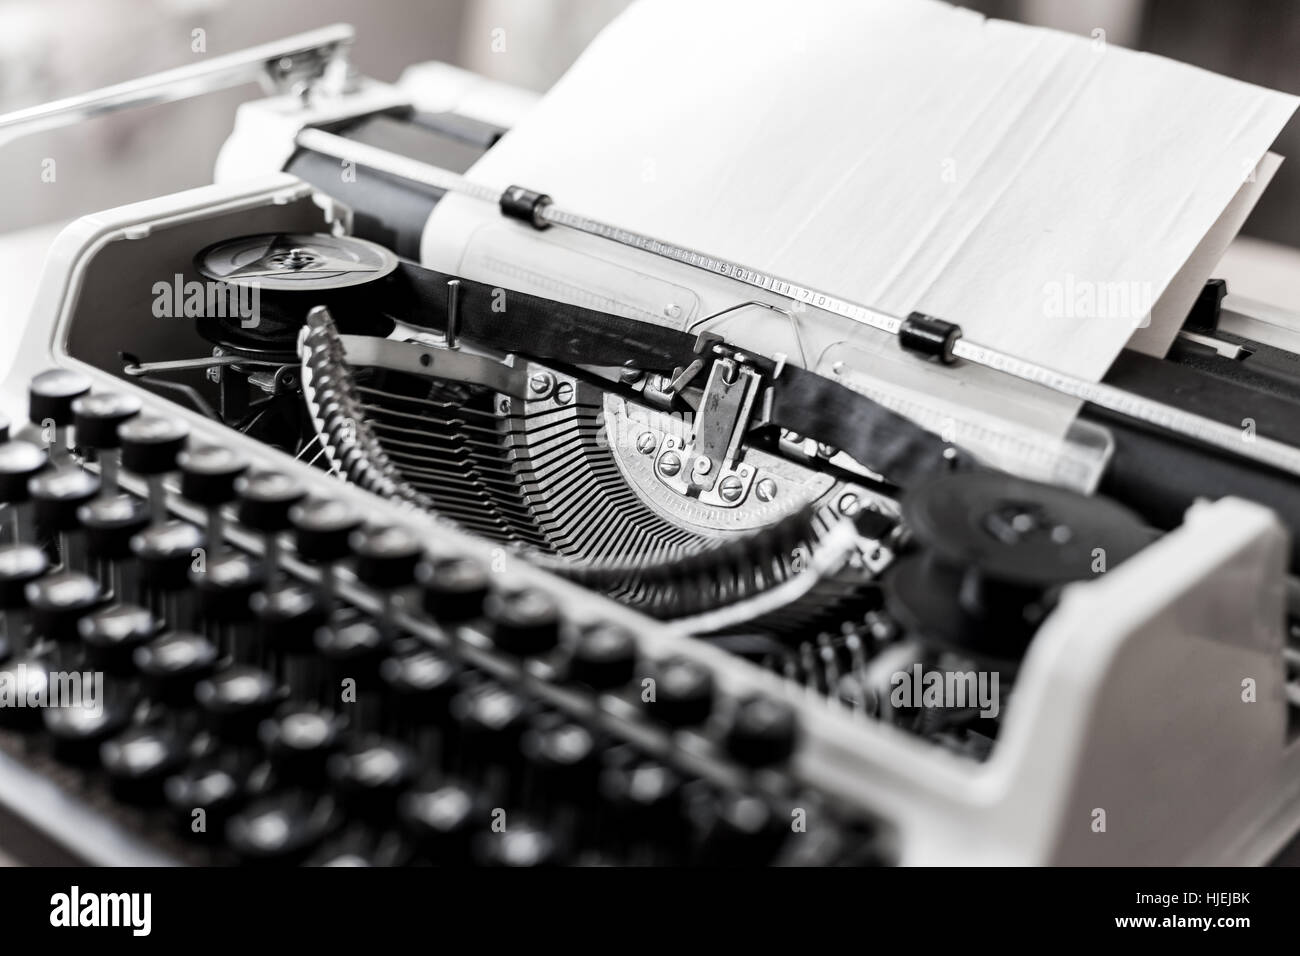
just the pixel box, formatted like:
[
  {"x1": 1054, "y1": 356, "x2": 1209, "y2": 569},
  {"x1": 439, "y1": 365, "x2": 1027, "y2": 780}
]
[{"x1": 448, "y1": 0, "x2": 1298, "y2": 382}]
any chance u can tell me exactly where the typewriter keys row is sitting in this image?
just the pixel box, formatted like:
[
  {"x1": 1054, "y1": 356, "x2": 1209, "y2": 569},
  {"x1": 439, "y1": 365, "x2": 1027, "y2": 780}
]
[{"x1": 0, "y1": 367, "x2": 888, "y2": 866}]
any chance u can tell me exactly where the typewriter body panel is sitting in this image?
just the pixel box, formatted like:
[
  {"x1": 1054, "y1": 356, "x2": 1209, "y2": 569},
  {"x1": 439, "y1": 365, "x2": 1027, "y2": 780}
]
[{"x1": 1, "y1": 27, "x2": 1299, "y2": 867}]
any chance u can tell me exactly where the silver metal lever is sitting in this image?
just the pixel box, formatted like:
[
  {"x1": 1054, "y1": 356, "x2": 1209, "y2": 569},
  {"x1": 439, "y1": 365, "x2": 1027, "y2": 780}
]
[{"x1": 0, "y1": 24, "x2": 355, "y2": 146}]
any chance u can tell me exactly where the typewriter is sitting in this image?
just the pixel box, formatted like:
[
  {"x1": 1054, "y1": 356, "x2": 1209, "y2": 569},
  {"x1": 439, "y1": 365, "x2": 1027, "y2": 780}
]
[{"x1": 0, "y1": 24, "x2": 1296, "y2": 867}]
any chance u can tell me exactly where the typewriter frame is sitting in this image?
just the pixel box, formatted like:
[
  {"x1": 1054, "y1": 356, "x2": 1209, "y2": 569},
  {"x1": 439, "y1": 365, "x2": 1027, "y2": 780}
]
[{"x1": 0, "y1": 172, "x2": 1294, "y2": 865}]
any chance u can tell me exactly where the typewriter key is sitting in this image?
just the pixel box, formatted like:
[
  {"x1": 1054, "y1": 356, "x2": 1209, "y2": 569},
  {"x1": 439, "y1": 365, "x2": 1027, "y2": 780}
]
[
  {"x1": 417, "y1": 555, "x2": 491, "y2": 623},
  {"x1": 134, "y1": 631, "x2": 219, "y2": 708},
  {"x1": 43, "y1": 681, "x2": 135, "y2": 766},
  {"x1": 29, "y1": 466, "x2": 100, "y2": 571},
  {"x1": 225, "y1": 790, "x2": 342, "y2": 864},
  {"x1": 130, "y1": 520, "x2": 205, "y2": 627},
  {"x1": 78, "y1": 603, "x2": 158, "y2": 677},
  {"x1": 235, "y1": 471, "x2": 305, "y2": 588},
  {"x1": 251, "y1": 584, "x2": 328, "y2": 701},
  {"x1": 0, "y1": 441, "x2": 48, "y2": 543},
  {"x1": 190, "y1": 550, "x2": 263, "y2": 661},
  {"x1": 118, "y1": 416, "x2": 188, "y2": 524},
  {"x1": 78, "y1": 494, "x2": 150, "y2": 599},
  {"x1": 646, "y1": 656, "x2": 714, "y2": 728},
  {"x1": 473, "y1": 820, "x2": 565, "y2": 867},
  {"x1": 100, "y1": 724, "x2": 186, "y2": 805},
  {"x1": 724, "y1": 694, "x2": 799, "y2": 767},
  {"x1": 28, "y1": 369, "x2": 90, "y2": 462},
  {"x1": 25, "y1": 570, "x2": 102, "y2": 658},
  {"x1": 485, "y1": 587, "x2": 560, "y2": 658},
  {"x1": 0, "y1": 543, "x2": 49, "y2": 657},
  {"x1": 195, "y1": 665, "x2": 283, "y2": 746},
  {"x1": 326, "y1": 736, "x2": 418, "y2": 819},
  {"x1": 567, "y1": 623, "x2": 638, "y2": 691},
  {"x1": 178, "y1": 445, "x2": 248, "y2": 552},
  {"x1": 398, "y1": 781, "x2": 482, "y2": 864},
  {"x1": 259, "y1": 705, "x2": 345, "y2": 786},
  {"x1": 71, "y1": 391, "x2": 141, "y2": 495}
]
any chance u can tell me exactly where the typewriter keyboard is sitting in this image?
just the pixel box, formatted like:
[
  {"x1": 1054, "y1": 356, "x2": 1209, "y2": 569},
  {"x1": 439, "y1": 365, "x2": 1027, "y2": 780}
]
[{"x1": 0, "y1": 367, "x2": 890, "y2": 866}]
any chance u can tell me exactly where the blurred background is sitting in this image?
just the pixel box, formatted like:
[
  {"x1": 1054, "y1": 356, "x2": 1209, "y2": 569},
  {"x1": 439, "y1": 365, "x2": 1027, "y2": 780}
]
[{"x1": 0, "y1": 0, "x2": 1296, "y2": 301}]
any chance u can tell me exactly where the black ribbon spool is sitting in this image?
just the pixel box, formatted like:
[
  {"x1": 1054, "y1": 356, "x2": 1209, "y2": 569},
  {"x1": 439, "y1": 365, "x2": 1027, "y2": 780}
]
[
  {"x1": 193, "y1": 233, "x2": 401, "y2": 360},
  {"x1": 885, "y1": 472, "x2": 1151, "y2": 665}
]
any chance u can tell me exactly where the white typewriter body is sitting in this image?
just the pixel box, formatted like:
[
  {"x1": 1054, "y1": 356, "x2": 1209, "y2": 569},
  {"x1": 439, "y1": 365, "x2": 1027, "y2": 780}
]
[{"x1": 2, "y1": 25, "x2": 1299, "y2": 866}]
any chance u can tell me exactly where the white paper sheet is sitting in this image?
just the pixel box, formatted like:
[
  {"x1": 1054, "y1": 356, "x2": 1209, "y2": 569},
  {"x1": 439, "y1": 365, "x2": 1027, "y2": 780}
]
[{"x1": 445, "y1": 0, "x2": 1298, "y2": 381}]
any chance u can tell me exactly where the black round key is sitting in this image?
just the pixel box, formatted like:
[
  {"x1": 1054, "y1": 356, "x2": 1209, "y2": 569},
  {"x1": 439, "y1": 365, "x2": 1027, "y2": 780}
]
[
  {"x1": 0, "y1": 655, "x2": 50, "y2": 730},
  {"x1": 43, "y1": 683, "x2": 134, "y2": 766},
  {"x1": 226, "y1": 791, "x2": 341, "y2": 864},
  {"x1": 29, "y1": 466, "x2": 100, "y2": 532},
  {"x1": 25, "y1": 571, "x2": 101, "y2": 644},
  {"x1": 599, "y1": 755, "x2": 684, "y2": 826},
  {"x1": 259, "y1": 705, "x2": 345, "y2": 785},
  {"x1": 350, "y1": 525, "x2": 422, "y2": 589},
  {"x1": 118, "y1": 416, "x2": 188, "y2": 475},
  {"x1": 692, "y1": 790, "x2": 787, "y2": 866},
  {"x1": 485, "y1": 588, "x2": 560, "y2": 657},
  {"x1": 235, "y1": 471, "x2": 305, "y2": 532},
  {"x1": 306, "y1": 832, "x2": 411, "y2": 868},
  {"x1": 417, "y1": 556, "x2": 491, "y2": 622},
  {"x1": 521, "y1": 714, "x2": 600, "y2": 796},
  {"x1": 724, "y1": 694, "x2": 799, "y2": 767},
  {"x1": 251, "y1": 584, "x2": 327, "y2": 656},
  {"x1": 451, "y1": 681, "x2": 531, "y2": 765},
  {"x1": 100, "y1": 724, "x2": 185, "y2": 804},
  {"x1": 195, "y1": 665, "x2": 282, "y2": 742},
  {"x1": 78, "y1": 603, "x2": 157, "y2": 675},
  {"x1": 164, "y1": 763, "x2": 244, "y2": 842},
  {"x1": 568, "y1": 624, "x2": 637, "y2": 690},
  {"x1": 79, "y1": 495, "x2": 150, "y2": 560},
  {"x1": 28, "y1": 369, "x2": 90, "y2": 428},
  {"x1": 0, "y1": 544, "x2": 49, "y2": 609},
  {"x1": 473, "y1": 821, "x2": 563, "y2": 867},
  {"x1": 191, "y1": 551, "x2": 262, "y2": 621},
  {"x1": 134, "y1": 631, "x2": 218, "y2": 707},
  {"x1": 646, "y1": 656, "x2": 714, "y2": 727},
  {"x1": 0, "y1": 441, "x2": 47, "y2": 502},
  {"x1": 290, "y1": 498, "x2": 361, "y2": 564},
  {"x1": 327, "y1": 736, "x2": 418, "y2": 817},
  {"x1": 399, "y1": 781, "x2": 482, "y2": 863},
  {"x1": 315, "y1": 620, "x2": 386, "y2": 686},
  {"x1": 178, "y1": 445, "x2": 248, "y2": 506},
  {"x1": 131, "y1": 521, "x2": 205, "y2": 590},
  {"x1": 71, "y1": 392, "x2": 141, "y2": 450},
  {"x1": 379, "y1": 649, "x2": 460, "y2": 726}
]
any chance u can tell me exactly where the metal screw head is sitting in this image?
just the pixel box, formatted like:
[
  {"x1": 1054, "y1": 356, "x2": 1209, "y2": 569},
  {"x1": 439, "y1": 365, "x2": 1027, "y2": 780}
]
[
  {"x1": 837, "y1": 493, "x2": 860, "y2": 517},
  {"x1": 529, "y1": 371, "x2": 555, "y2": 397},
  {"x1": 497, "y1": 397, "x2": 511, "y2": 415},
  {"x1": 718, "y1": 476, "x2": 744, "y2": 503},
  {"x1": 620, "y1": 367, "x2": 644, "y2": 385},
  {"x1": 553, "y1": 382, "x2": 574, "y2": 405},
  {"x1": 755, "y1": 478, "x2": 778, "y2": 502},
  {"x1": 658, "y1": 452, "x2": 682, "y2": 477},
  {"x1": 635, "y1": 432, "x2": 657, "y2": 456}
]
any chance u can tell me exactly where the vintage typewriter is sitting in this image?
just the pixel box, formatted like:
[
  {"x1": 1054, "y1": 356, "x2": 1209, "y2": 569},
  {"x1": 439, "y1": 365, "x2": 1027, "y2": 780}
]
[{"x1": 0, "y1": 25, "x2": 1297, "y2": 866}]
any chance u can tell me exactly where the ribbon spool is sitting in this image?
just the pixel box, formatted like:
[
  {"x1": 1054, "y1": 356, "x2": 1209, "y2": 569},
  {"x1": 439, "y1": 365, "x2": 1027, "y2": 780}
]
[
  {"x1": 885, "y1": 472, "x2": 1150, "y2": 664},
  {"x1": 194, "y1": 233, "x2": 400, "y2": 360}
]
